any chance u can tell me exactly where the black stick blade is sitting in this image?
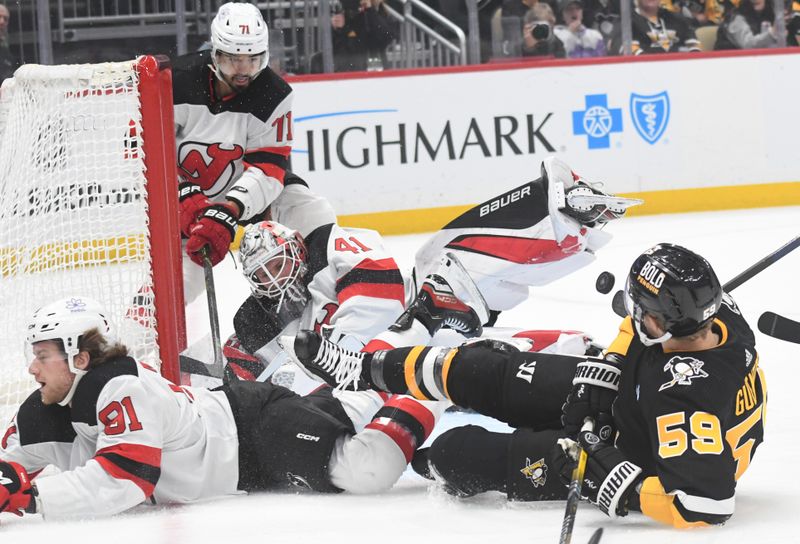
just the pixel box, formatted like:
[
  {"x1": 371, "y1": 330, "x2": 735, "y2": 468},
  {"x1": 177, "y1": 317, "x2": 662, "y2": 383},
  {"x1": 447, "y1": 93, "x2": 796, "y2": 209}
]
[
  {"x1": 758, "y1": 312, "x2": 800, "y2": 344},
  {"x1": 611, "y1": 290, "x2": 627, "y2": 318},
  {"x1": 587, "y1": 528, "x2": 604, "y2": 544}
]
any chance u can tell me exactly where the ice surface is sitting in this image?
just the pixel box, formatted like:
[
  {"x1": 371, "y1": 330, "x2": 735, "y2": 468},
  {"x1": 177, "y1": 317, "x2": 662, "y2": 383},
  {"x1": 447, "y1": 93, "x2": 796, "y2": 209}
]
[{"x1": 2, "y1": 206, "x2": 798, "y2": 543}]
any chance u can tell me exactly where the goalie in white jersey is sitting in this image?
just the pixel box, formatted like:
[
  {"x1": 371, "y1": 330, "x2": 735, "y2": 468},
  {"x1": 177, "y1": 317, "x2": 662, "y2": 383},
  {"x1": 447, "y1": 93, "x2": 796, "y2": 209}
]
[
  {"x1": 221, "y1": 156, "x2": 642, "y2": 385},
  {"x1": 219, "y1": 220, "x2": 409, "y2": 384},
  {"x1": 0, "y1": 297, "x2": 452, "y2": 520}
]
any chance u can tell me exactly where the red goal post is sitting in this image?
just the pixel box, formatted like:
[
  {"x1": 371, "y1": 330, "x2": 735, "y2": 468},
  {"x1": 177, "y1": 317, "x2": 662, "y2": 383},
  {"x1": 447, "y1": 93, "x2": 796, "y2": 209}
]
[
  {"x1": 138, "y1": 56, "x2": 186, "y2": 385},
  {"x1": 0, "y1": 55, "x2": 185, "y2": 421}
]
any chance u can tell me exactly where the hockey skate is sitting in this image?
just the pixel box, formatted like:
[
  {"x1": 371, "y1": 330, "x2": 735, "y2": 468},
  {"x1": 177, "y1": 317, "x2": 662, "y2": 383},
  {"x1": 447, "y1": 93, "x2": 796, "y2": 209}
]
[
  {"x1": 393, "y1": 252, "x2": 490, "y2": 339},
  {"x1": 279, "y1": 331, "x2": 367, "y2": 391}
]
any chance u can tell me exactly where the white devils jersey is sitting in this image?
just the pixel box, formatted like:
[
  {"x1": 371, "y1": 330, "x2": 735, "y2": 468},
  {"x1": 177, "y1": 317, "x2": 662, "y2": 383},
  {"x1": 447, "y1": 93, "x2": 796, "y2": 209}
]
[
  {"x1": 173, "y1": 50, "x2": 293, "y2": 220},
  {"x1": 0, "y1": 358, "x2": 241, "y2": 520},
  {"x1": 296, "y1": 223, "x2": 407, "y2": 347}
]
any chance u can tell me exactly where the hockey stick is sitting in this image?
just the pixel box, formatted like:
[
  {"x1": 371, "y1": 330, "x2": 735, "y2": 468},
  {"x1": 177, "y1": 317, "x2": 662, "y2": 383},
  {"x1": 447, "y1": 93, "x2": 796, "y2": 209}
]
[
  {"x1": 201, "y1": 247, "x2": 227, "y2": 382},
  {"x1": 611, "y1": 234, "x2": 800, "y2": 318},
  {"x1": 586, "y1": 528, "x2": 603, "y2": 544},
  {"x1": 558, "y1": 419, "x2": 594, "y2": 544},
  {"x1": 758, "y1": 312, "x2": 800, "y2": 344}
]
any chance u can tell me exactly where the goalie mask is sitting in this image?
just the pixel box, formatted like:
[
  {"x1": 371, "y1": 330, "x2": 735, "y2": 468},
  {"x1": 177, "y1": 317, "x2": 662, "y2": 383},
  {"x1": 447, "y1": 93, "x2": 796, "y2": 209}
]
[
  {"x1": 624, "y1": 243, "x2": 722, "y2": 346},
  {"x1": 26, "y1": 297, "x2": 112, "y2": 406},
  {"x1": 210, "y1": 2, "x2": 270, "y2": 89},
  {"x1": 239, "y1": 221, "x2": 309, "y2": 310}
]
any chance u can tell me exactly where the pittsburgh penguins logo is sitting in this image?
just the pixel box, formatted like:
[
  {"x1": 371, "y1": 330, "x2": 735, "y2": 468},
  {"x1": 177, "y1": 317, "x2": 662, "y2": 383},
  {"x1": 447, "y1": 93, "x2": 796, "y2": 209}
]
[
  {"x1": 520, "y1": 457, "x2": 548, "y2": 487},
  {"x1": 659, "y1": 355, "x2": 709, "y2": 391},
  {"x1": 178, "y1": 141, "x2": 244, "y2": 197}
]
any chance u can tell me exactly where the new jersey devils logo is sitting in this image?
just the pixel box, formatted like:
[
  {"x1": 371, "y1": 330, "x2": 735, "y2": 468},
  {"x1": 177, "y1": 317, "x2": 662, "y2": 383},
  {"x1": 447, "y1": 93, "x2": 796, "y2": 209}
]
[{"x1": 178, "y1": 142, "x2": 244, "y2": 196}]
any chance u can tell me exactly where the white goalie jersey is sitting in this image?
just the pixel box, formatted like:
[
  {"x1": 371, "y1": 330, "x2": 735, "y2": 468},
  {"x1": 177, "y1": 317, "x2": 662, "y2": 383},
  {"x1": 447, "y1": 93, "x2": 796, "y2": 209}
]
[{"x1": 0, "y1": 358, "x2": 242, "y2": 520}]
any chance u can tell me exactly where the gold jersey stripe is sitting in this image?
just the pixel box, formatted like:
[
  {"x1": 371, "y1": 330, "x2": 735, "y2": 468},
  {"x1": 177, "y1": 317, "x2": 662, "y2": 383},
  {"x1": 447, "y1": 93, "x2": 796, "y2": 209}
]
[
  {"x1": 639, "y1": 477, "x2": 710, "y2": 528},
  {"x1": 607, "y1": 317, "x2": 635, "y2": 358}
]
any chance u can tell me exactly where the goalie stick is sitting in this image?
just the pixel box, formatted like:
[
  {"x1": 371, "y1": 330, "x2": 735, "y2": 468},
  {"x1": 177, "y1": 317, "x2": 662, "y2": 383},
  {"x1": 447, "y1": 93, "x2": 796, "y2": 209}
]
[
  {"x1": 201, "y1": 247, "x2": 228, "y2": 382},
  {"x1": 758, "y1": 312, "x2": 800, "y2": 344},
  {"x1": 611, "y1": 234, "x2": 800, "y2": 318}
]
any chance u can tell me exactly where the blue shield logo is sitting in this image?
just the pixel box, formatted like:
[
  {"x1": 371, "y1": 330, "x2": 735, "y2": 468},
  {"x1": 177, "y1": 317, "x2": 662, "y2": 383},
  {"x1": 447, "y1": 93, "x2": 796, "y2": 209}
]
[{"x1": 630, "y1": 92, "x2": 670, "y2": 145}]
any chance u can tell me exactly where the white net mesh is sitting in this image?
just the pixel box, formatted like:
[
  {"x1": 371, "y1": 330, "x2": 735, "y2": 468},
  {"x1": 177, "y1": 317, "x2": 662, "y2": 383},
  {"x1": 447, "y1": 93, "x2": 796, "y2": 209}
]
[{"x1": 0, "y1": 60, "x2": 160, "y2": 424}]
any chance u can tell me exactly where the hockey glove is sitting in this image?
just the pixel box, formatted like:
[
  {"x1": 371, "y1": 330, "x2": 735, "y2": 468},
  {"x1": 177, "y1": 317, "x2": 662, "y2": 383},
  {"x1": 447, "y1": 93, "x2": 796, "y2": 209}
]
[
  {"x1": 186, "y1": 202, "x2": 239, "y2": 266},
  {"x1": 178, "y1": 179, "x2": 212, "y2": 237},
  {"x1": 552, "y1": 431, "x2": 642, "y2": 519},
  {"x1": 0, "y1": 461, "x2": 35, "y2": 515},
  {"x1": 561, "y1": 354, "x2": 623, "y2": 441}
]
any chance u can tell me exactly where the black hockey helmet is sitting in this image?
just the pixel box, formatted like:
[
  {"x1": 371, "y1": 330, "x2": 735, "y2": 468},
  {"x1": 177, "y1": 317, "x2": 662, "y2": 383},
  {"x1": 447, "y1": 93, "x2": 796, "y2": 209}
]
[{"x1": 625, "y1": 243, "x2": 722, "y2": 344}]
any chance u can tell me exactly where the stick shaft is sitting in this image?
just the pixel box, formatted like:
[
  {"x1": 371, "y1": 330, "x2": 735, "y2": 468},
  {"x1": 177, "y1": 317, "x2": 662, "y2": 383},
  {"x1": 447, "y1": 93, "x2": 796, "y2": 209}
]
[
  {"x1": 202, "y1": 250, "x2": 225, "y2": 379},
  {"x1": 722, "y1": 235, "x2": 800, "y2": 292},
  {"x1": 558, "y1": 420, "x2": 593, "y2": 544}
]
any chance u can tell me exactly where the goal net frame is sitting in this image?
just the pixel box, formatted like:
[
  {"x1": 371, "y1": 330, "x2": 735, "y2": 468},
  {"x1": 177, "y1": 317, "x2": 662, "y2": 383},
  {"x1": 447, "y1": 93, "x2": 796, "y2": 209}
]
[{"x1": 0, "y1": 55, "x2": 185, "y2": 421}]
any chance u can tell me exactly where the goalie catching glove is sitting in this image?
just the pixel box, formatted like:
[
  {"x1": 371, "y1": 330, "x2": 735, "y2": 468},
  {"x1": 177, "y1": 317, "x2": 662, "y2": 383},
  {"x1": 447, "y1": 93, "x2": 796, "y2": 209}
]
[
  {"x1": 552, "y1": 431, "x2": 642, "y2": 519},
  {"x1": 0, "y1": 461, "x2": 36, "y2": 515},
  {"x1": 561, "y1": 354, "x2": 623, "y2": 440},
  {"x1": 186, "y1": 202, "x2": 239, "y2": 266}
]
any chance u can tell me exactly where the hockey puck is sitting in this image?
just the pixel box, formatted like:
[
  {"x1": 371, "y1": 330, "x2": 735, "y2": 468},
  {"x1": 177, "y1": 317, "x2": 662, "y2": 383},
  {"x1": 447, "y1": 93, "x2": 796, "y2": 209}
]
[{"x1": 595, "y1": 271, "x2": 615, "y2": 294}]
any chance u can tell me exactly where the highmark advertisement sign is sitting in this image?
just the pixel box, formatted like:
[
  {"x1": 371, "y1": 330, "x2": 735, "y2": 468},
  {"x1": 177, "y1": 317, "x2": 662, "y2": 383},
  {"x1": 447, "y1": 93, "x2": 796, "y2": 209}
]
[{"x1": 288, "y1": 52, "x2": 800, "y2": 229}]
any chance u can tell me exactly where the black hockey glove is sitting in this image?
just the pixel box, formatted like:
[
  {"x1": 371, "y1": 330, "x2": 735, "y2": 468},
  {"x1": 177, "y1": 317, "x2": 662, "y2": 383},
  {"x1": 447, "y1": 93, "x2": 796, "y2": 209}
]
[
  {"x1": 561, "y1": 354, "x2": 623, "y2": 441},
  {"x1": 551, "y1": 431, "x2": 642, "y2": 519}
]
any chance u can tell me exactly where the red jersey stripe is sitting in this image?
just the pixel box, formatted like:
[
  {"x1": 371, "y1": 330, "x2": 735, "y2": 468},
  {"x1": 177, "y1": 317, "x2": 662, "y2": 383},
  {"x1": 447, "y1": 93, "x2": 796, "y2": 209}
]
[
  {"x1": 338, "y1": 282, "x2": 405, "y2": 306},
  {"x1": 94, "y1": 456, "x2": 157, "y2": 498},
  {"x1": 382, "y1": 397, "x2": 436, "y2": 438},
  {"x1": 246, "y1": 145, "x2": 292, "y2": 157},
  {"x1": 352, "y1": 257, "x2": 401, "y2": 272},
  {"x1": 365, "y1": 420, "x2": 416, "y2": 462},
  {"x1": 96, "y1": 443, "x2": 162, "y2": 466}
]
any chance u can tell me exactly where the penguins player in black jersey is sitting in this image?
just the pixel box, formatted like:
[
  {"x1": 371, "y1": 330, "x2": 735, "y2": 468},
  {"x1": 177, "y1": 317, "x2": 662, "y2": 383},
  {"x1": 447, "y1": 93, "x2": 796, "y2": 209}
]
[{"x1": 284, "y1": 243, "x2": 766, "y2": 528}]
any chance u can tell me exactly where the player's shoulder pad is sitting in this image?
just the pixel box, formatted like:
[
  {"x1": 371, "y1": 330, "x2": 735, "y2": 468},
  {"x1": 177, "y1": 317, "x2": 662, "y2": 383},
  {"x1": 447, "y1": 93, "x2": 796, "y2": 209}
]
[
  {"x1": 656, "y1": 347, "x2": 744, "y2": 409},
  {"x1": 716, "y1": 294, "x2": 756, "y2": 349},
  {"x1": 305, "y1": 223, "x2": 335, "y2": 279},
  {"x1": 171, "y1": 50, "x2": 213, "y2": 106},
  {"x1": 17, "y1": 390, "x2": 76, "y2": 446},
  {"x1": 239, "y1": 67, "x2": 293, "y2": 123},
  {"x1": 71, "y1": 356, "x2": 140, "y2": 427}
]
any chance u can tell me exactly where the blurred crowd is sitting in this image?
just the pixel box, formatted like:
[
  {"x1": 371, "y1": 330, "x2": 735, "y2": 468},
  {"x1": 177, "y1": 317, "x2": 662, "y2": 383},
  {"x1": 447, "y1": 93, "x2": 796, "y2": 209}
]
[
  {"x1": 485, "y1": 0, "x2": 800, "y2": 60},
  {"x1": 0, "y1": 0, "x2": 798, "y2": 84},
  {"x1": 309, "y1": 0, "x2": 800, "y2": 70}
]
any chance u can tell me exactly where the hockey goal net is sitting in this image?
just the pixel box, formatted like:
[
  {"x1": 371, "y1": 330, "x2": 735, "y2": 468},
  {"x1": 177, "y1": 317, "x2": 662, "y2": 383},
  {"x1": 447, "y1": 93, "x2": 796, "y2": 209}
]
[{"x1": 0, "y1": 56, "x2": 185, "y2": 424}]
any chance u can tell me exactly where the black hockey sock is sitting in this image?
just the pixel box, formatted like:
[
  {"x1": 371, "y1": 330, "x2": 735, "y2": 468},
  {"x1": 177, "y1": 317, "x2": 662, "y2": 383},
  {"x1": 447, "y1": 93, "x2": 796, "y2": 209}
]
[{"x1": 367, "y1": 347, "x2": 416, "y2": 395}]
